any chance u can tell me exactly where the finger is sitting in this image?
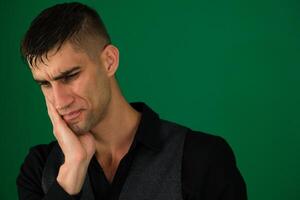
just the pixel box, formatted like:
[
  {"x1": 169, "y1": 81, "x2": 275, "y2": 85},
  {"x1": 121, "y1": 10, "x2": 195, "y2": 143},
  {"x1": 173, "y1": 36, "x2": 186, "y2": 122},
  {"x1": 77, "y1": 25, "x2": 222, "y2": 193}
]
[
  {"x1": 45, "y1": 100, "x2": 66, "y2": 139},
  {"x1": 46, "y1": 100, "x2": 64, "y2": 127}
]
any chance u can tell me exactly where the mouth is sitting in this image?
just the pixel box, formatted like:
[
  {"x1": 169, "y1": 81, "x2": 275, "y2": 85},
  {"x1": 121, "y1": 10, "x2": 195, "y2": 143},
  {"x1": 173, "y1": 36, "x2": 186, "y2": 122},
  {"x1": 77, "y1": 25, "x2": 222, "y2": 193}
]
[{"x1": 62, "y1": 110, "x2": 82, "y2": 122}]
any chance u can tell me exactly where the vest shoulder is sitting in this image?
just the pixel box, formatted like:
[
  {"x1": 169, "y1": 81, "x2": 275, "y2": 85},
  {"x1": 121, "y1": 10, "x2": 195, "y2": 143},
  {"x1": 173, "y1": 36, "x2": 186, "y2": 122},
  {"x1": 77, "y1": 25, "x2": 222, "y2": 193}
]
[
  {"x1": 160, "y1": 119, "x2": 222, "y2": 144},
  {"x1": 159, "y1": 119, "x2": 233, "y2": 158},
  {"x1": 159, "y1": 119, "x2": 190, "y2": 133}
]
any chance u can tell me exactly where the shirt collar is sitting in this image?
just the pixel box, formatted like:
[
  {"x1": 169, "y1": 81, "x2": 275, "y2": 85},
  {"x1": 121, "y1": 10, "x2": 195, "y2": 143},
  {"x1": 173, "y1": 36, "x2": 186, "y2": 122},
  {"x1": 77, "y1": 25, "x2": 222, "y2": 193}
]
[{"x1": 130, "y1": 102, "x2": 163, "y2": 152}]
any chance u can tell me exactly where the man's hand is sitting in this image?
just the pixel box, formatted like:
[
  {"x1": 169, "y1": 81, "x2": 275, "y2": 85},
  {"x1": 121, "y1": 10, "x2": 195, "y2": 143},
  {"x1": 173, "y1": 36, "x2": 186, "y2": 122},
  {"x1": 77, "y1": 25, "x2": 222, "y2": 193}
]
[{"x1": 46, "y1": 101, "x2": 96, "y2": 195}]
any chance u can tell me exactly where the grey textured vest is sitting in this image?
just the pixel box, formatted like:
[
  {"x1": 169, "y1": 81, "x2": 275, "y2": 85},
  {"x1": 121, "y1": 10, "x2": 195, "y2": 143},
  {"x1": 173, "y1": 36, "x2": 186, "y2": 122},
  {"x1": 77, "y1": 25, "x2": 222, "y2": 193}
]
[{"x1": 42, "y1": 120, "x2": 187, "y2": 200}]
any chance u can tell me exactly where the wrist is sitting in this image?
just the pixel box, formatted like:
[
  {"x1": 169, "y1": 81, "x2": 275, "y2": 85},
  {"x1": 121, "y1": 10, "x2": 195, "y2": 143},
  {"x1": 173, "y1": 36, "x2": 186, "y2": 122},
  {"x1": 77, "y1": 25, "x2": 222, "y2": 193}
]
[{"x1": 56, "y1": 162, "x2": 88, "y2": 195}]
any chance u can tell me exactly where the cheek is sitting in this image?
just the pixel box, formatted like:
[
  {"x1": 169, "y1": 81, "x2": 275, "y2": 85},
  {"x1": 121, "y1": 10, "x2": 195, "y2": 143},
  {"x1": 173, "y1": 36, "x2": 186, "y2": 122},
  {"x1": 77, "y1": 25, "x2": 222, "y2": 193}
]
[
  {"x1": 89, "y1": 77, "x2": 110, "y2": 110},
  {"x1": 73, "y1": 78, "x2": 91, "y2": 107},
  {"x1": 73, "y1": 74, "x2": 102, "y2": 109},
  {"x1": 74, "y1": 65, "x2": 111, "y2": 109}
]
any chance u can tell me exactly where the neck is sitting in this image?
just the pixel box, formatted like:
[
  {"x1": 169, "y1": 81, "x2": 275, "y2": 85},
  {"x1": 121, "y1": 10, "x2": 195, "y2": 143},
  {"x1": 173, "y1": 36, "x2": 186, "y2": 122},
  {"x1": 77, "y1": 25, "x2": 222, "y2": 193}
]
[{"x1": 90, "y1": 78, "x2": 141, "y2": 159}]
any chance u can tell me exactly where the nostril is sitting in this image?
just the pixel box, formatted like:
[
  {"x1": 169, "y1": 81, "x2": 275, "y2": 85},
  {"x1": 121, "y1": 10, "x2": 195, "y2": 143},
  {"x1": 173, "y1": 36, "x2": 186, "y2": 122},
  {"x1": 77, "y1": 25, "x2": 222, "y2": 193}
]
[{"x1": 55, "y1": 103, "x2": 71, "y2": 111}]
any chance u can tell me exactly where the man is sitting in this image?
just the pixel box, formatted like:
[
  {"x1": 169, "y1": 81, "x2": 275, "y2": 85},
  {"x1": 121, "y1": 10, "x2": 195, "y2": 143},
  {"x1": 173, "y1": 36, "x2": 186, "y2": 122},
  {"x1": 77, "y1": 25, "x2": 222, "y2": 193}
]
[{"x1": 17, "y1": 2, "x2": 247, "y2": 200}]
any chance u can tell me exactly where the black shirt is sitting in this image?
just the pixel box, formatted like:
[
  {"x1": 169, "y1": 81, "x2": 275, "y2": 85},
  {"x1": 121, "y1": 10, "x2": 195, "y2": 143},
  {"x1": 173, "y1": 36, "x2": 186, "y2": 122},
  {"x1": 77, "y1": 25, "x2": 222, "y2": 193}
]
[{"x1": 17, "y1": 102, "x2": 247, "y2": 200}]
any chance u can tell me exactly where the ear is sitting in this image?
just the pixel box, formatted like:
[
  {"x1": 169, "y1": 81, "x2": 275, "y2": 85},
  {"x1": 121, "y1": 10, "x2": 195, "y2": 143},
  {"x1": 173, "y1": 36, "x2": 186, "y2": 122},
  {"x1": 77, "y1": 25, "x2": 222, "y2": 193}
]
[{"x1": 101, "y1": 44, "x2": 119, "y2": 77}]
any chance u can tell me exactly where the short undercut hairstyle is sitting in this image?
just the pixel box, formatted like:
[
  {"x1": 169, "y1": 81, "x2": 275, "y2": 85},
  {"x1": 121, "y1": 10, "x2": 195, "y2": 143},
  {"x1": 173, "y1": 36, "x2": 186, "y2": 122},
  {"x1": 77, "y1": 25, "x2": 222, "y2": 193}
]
[{"x1": 21, "y1": 2, "x2": 111, "y2": 67}]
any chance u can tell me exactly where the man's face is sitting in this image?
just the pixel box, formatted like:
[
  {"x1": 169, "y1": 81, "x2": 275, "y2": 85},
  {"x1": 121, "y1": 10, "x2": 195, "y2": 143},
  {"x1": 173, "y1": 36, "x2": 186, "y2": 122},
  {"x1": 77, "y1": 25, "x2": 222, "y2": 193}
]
[{"x1": 31, "y1": 42, "x2": 111, "y2": 134}]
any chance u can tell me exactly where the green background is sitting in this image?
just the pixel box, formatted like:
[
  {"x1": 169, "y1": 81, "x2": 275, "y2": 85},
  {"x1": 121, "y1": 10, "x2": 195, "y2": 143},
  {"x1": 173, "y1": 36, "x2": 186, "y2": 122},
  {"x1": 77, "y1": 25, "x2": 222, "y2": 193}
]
[{"x1": 0, "y1": 0, "x2": 299, "y2": 199}]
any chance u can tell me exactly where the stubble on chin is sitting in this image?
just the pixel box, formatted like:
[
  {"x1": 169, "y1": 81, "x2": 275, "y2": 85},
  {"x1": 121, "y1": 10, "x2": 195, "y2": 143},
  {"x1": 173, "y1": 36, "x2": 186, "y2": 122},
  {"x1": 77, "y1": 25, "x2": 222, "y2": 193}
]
[
  {"x1": 66, "y1": 121, "x2": 90, "y2": 135},
  {"x1": 70, "y1": 125, "x2": 84, "y2": 135}
]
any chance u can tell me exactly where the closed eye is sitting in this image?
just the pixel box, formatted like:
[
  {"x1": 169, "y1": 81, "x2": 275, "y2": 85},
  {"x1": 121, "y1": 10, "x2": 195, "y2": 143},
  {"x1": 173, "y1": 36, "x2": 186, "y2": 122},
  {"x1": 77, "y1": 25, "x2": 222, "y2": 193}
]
[
  {"x1": 62, "y1": 72, "x2": 80, "y2": 83},
  {"x1": 38, "y1": 81, "x2": 51, "y2": 88}
]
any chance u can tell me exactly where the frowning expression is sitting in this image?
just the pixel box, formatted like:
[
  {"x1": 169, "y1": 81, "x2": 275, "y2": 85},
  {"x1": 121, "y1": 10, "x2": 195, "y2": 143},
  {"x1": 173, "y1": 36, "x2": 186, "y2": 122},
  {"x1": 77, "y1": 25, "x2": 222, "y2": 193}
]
[{"x1": 31, "y1": 42, "x2": 112, "y2": 134}]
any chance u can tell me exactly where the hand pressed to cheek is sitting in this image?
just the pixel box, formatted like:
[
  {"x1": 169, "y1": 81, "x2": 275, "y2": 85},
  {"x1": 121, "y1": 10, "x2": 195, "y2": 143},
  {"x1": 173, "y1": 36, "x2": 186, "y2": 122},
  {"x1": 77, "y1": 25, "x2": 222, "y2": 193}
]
[
  {"x1": 45, "y1": 100, "x2": 81, "y2": 153},
  {"x1": 46, "y1": 98, "x2": 96, "y2": 164},
  {"x1": 46, "y1": 100, "x2": 67, "y2": 141},
  {"x1": 45, "y1": 100, "x2": 70, "y2": 134},
  {"x1": 45, "y1": 100, "x2": 59, "y2": 126}
]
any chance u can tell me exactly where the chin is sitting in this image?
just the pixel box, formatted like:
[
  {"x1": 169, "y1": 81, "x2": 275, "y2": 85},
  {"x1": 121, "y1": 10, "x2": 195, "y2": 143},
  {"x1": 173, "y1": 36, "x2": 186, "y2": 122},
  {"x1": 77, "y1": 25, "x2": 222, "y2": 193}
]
[
  {"x1": 68, "y1": 122, "x2": 90, "y2": 135},
  {"x1": 67, "y1": 112, "x2": 99, "y2": 135}
]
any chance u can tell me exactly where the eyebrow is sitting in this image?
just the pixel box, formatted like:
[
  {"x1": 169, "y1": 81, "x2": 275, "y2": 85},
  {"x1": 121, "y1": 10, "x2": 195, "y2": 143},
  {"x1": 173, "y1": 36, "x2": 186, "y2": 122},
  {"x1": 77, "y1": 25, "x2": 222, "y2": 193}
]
[{"x1": 34, "y1": 66, "x2": 81, "y2": 84}]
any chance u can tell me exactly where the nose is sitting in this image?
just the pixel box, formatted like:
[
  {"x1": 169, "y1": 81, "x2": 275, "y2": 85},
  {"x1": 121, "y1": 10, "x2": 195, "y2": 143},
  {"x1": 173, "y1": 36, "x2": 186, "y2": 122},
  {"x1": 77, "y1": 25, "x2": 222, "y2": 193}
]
[{"x1": 51, "y1": 83, "x2": 74, "y2": 111}]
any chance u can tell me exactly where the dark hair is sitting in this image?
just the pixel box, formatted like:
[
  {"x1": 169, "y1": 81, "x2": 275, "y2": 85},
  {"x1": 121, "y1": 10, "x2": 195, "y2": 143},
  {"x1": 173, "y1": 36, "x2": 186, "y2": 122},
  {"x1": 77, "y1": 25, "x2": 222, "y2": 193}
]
[{"x1": 21, "y1": 2, "x2": 111, "y2": 67}]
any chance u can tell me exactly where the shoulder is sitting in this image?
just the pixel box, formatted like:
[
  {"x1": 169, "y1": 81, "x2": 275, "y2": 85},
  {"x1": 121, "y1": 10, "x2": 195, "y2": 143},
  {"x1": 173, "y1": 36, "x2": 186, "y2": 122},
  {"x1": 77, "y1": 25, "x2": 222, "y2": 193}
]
[
  {"x1": 24, "y1": 141, "x2": 58, "y2": 168},
  {"x1": 183, "y1": 130, "x2": 236, "y2": 166},
  {"x1": 159, "y1": 120, "x2": 234, "y2": 161},
  {"x1": 182, "y1": 130, "x2": 239, "y2": 180},
  {"x1": 159, "y1": 119, "x2": 236, "y2": 165},
  {"x1": 17, "y1": 141, "x2": 58, "y2": 190},
  {"x1": 182, "y1": 130, "x2": 247, "y2": 199}
]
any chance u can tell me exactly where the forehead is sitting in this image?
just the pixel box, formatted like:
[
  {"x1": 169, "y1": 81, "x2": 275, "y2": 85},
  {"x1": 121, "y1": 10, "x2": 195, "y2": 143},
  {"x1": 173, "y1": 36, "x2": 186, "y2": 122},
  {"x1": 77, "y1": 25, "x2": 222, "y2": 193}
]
[{"x1": 31, "y1": 42, "x2": 88, "y2": 79}]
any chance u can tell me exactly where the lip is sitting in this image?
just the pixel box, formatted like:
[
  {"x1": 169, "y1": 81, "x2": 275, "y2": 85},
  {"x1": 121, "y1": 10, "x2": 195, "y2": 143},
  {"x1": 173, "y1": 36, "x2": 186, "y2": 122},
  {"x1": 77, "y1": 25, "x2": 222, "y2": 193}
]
[{"x1": 62, "y1": 110, "x2": 81, "y2": 122}]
